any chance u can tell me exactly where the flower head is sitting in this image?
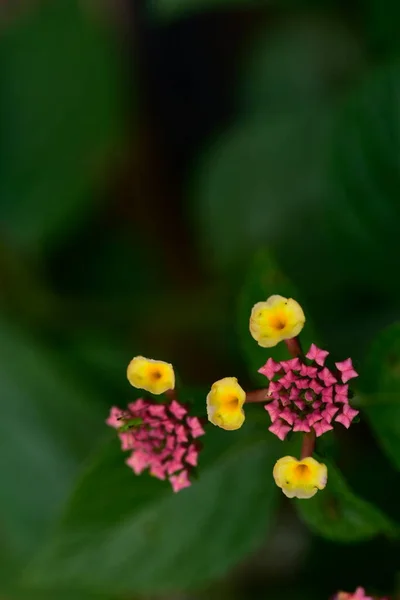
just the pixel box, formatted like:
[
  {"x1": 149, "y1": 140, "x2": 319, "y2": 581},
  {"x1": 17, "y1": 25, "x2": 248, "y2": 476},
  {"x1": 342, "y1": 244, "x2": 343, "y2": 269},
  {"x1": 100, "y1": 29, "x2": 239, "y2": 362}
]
[
  {"x1": 334, "y1": 588, "x2": 376, "y2": 600},
  {"x1": 259, "y1": 344, "x2": 359, "y2": 440},
  {"x1": 127, "y1": 356, "x2": 175, "y2": 395},
  {"x1": 273, "y1": 455, "x2": 327, "y2": 499},
  {"x1": 107, "y1": 398, "x2": 205, "y2": 492},
  {"x1": 206, "y1": 377, "x2": 246, "y2": 430},
  {"x1": 249, "y1": 295, "x2": 305, "y2": 348}
]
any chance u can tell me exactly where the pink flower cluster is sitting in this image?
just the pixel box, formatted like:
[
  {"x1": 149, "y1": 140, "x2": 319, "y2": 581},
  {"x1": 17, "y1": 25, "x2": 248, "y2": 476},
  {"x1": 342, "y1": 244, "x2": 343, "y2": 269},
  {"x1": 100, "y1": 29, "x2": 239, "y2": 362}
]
[
  {"x1": 334, "y1": 587, "x2": 387, "y2": 600},
  {"x1": 259, "y1": 343, "x2": 359, "y2": 441},
  {"x1": 107, "y1": 399, "x2": 205, "y2": 492}
]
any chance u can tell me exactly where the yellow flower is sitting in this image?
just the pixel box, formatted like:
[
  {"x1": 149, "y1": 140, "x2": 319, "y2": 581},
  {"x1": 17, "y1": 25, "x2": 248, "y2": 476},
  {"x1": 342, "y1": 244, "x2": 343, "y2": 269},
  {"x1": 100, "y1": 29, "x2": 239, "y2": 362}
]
[
  {"x1": 249, "y1": 295, "x2": 305, "y2": 348},
  {"x1": 127, "y1": 356, "x2": 175, "y2": 395},
  {"x1": 273, "y1": 456, "x2": 327, "y2": 499},
  {"x1": 206, "y1": 377, "x2": 246, "y2": 431}
]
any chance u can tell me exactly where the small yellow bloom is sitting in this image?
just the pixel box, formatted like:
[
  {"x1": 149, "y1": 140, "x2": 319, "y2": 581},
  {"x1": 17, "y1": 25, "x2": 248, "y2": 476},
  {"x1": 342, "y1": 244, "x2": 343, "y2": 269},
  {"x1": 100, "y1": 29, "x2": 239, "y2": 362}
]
[
  {"x1": 273, "y1": 455, "x2": 327, "y2": 499},
  {"x1": 249, "y1": 295, "x2": 305, "y2": 348},
  {"x1": 206, "y1": 377, "x2": 246, "y2": 431},
  {"x1": 127, "y1": 356, "x2": 175, "y2": 395}
]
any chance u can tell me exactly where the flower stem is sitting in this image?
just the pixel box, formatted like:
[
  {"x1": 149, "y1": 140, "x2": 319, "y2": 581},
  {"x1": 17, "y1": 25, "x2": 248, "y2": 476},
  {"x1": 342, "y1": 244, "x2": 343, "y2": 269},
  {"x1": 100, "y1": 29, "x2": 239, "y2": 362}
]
[
  {"x1": 284, "y1": 336, "x2": 304, "y2": 359},
  {"x1": 300, "y1": 430, "x2": 316, "y2": 459},
  {"x1": 245, "y1": 389, "x2": 269, "y2": 403}
]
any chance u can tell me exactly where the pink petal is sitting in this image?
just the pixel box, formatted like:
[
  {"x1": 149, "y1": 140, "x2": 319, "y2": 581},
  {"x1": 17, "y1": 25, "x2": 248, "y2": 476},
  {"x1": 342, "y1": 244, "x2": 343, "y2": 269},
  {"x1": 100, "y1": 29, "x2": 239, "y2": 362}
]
[
  {"x1": 335, "y1": 358, "x2": 358, "y2": 383},
  {"x1": 313, "y1": 419, "x2": 333, "y2": 437},
  {"x1": 295, "y1": 377, "x2": 310, "y2": 390},
  {"x1": 335, "y1": 413, "x2": 352, "y2": 428},
  {"x1": 335, "y1": 384, "x2": 349, "y2": 403},
  {"x1": 300, "y1": 364, "x2": 318, "y2": 378},
  {"x1": 307, "y1": 412, "x2": 322, "y2": 427},
  {"x1": 150, "y1": 463, "x2": 167, "y2": 480},
  {"x1": 106, "y1": 406, "x2": 125, "y2": 429},
  {"x1": 166, "y1": 459, "x2": 185, "y2": 475},
  {"x1": 128, "y1": 399, "x2": 148, "y2": 413},
  {"x1": 280, "y1": 371, "x2": 297, "y2": 389},
  {"x1": 294, "y1": 399, "x2": 306, "y2": 410},
  {"x1": 268, "y1": 419, "x2": 291, "y2": 441},
  {"x1": 176, "y1": 425, "x2": 188, "y2": 443},
  {"x1": 148, "y1": 404, "x2": 167, "y2": 418},
  {"x1": 306, "y1": 343, "x2": 329, "y2": 366},
  {"x1": 258, "y1": 357, "x2": 280, "y2": 380},
  {"x1": 119, "y1": 432, "x2": 135, "y2": 451},
  {"x1": 170, "y1": 470, "x2": 191, "y2": 493},
  {"x1": 343, "y1": 405, "x2": 359, "y2": 421},
  {"x1": 264, "y1": 400, "x2": 281, "y2": 422},
  {"x1": 313, "y1": 400, "x2": 322, "y2": 409},
  {"x1": 169, "y1": 400, "x2": 187, "y2": 420},
  {"x1": 309, "y1": 379, "x2": 324, "y2": 394},
  {"x1": 185, "y1": 445, "x2": 199, "y2": 467},
  {"x1": 186, "y1": 416, "x2": 205, "y2": 438},
  {"x1": 321, "y1": 386, "x2": 333, "y2": 402},
  {"x1": 321, "y1": 405, "x2": 339, "y2": 423},
  {"x1": 126, "y1": 451, "x2": 149, "y2": 475},
  {"x1": 318, "y1": 367, "x2": 337, "y2": 387},
  {"x1": 280, "y1": 408, "x2": 295, "y2": 425},
  {"x1": 268, "y1": 380, "x2": 282, "y2": 395},
  {"x1": 289, "y1": 386, "x2": 300, "y2": 400},
  {"x1": 293, "y1": 418, "x2": 311, "y2": 432},
  {"x1": 280, "y1": 358, "x2": 301, "y2": 372}
]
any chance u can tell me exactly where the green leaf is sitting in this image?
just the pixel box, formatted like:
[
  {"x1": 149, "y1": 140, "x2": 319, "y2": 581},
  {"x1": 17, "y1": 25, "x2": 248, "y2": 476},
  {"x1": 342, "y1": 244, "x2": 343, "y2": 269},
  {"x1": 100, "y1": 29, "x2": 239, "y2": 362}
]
[
  {"x1": 295, "y1": 460, "x2": 396, "y2": 542},
  {"x1": 0, "y1": 0, "x2": 124, "y2": 249},
  {"x1": 237, "y1": 249, "x2": 318, "y2": 384},
  {"x1": 359, "y1": 322, "x2": 400, "y2": 470},
  {"x1": 0, "y1": 318, "x2": 105, "y2": 566},
  {"x1": 25, "y1": 430, "x2": 280, "y2": 594},
  {"x1": 190, "y1": 109, "x2": 332, "y2": 274},
  {"x1": 151, "y1": 0, "x2": 268, "y2": 22},
  {"x1": 239, "y1": 15, "x2": 364, "y2": 115}
]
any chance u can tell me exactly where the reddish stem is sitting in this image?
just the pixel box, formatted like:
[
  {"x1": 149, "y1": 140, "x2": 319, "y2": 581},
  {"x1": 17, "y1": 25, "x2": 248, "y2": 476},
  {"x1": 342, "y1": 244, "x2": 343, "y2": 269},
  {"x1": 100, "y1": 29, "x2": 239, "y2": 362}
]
[
  {"x1": 165, "y1": 389, "x2": 176, "y2": 402},
  {"x1": 300, "y1": 430, "x2": 316, "y2": 459},
  {"x1": 245, "y1": 389, "x2": 269, "y2": 403},
  {"x1": 284, "y1": 336, "x2": 304, "y2": 359}
]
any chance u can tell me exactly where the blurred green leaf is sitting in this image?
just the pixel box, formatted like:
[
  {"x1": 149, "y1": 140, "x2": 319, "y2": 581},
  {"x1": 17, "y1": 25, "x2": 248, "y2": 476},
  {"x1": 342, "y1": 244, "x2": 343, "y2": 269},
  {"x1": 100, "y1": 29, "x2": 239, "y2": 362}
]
[
  {"x1": 359, "y1": 322, "x2": 400, "y2": 471},
  {"x1": 0, "y1": 0, "x2": 124, "y2": 249},
  {"x1": 151, "y1": 0, "x2": 268, "y2": 21},
  {"x1": 26, "y1": 430, "x2": 280, "y2": 594},
  {"x1": 237, "y1": 249, "x2": 318, "y2": 385},
  {"x1": 239, "y1": 15, "x2": 363, "y2": 115},
  {"x1": 296, "y1": 460, "x2": 396, "y2": 542},
  {"x1": 191, "y1": 109, "x2": 332, "y2": 274},
  {"x1": 325, "y1": 61, "x2": 400, "y2": 296},
  {"x1": 0, "y1": 319, "x2": 105, "y2": 566}
]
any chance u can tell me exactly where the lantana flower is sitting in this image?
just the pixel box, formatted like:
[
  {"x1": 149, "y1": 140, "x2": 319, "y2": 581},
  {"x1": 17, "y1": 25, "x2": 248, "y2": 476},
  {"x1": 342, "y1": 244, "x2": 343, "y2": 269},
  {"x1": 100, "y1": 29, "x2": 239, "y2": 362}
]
[
  {"x1": 273, "y1": 455, "x2": 327, "y2": 499},
  {"x1": 107, "y1": 398, "x2": 205, "y2": 492},
  {"x1": 207, "y1": 377, "x2": 246, "y2": 430},
  {"x1": 260, "y1": 344, "x2": 359, "y2": 440},
  {"x1": 127, "y1": 356, "x2": 175, "y2": 395},
  {"x1": 334, "y1": 588, "x2": 386, "y2": 600},
  {"x1": 249, "y1": 295, "x2": 305, "y2": 348}
]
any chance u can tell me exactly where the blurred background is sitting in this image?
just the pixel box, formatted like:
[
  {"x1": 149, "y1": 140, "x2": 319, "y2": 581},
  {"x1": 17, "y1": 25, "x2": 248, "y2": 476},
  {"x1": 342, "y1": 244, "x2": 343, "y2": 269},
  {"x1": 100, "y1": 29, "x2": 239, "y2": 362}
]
[{"x1": 1, "y1": 0, "x2": 400, "y2": 599}]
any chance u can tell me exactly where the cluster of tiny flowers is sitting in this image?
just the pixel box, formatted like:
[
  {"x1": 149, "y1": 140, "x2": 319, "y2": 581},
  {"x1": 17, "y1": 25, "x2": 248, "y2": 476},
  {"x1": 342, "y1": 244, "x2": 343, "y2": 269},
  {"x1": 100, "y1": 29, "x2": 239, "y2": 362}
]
[
  {"x1": 260, "y1": 343, "x2": 359, "y2": 441},
  {"x1": 107, "y1": 398, "x2": 205, "y2": 492},
  {"x1": 334, "y1": 588, "x2": 388, "y2": 600}
]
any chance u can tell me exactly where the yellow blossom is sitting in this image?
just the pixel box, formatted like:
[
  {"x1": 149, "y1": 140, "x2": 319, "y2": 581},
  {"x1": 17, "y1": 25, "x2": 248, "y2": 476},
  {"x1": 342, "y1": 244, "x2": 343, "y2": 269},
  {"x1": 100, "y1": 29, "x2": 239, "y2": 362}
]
[
  {"x1": 273, "y1": 455, "x2": 327, "y2": 499},
  {"x1": 249, "y1": 295, "x2": 305, "y2": 348},
  {"x1": 127, "y1": 356, "x2": 175, "y2": 395},
  {"x1": 206, "y1": 377, "x2": 246, "y2": 431}
]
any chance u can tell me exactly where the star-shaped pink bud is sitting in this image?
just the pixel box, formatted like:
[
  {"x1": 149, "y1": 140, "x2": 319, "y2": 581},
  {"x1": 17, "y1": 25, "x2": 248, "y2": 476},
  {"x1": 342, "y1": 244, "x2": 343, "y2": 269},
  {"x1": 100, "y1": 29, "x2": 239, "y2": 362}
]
[
  {"x1": 280, "y1": 358, "x2": 301, "y2": 372},
  {"x1": 289, "y1": 386, "x2": 300, "y2": 400},
  {"x1": 306, "y1": 343, "x2": 329, "y2": 366},
  {"x1": 264, "y1": 400, "x2": 281, "y2": 422},
  {"x1": 318, "y1": 367, "x2": 337, "y2": 387},
  {"x1": 294, "y1": 399, "x2": 306, "y2": 410},
  {"x1": 309, "y1": 379, "x2": 324, "y2": 394},
  {"x1": 300, "y1": 364, "x2": 318, "y2": 378},
  {"x1": 321, "y1": 405, "x2": 339, "y2": 423},
  {"x1": 185, "y1": 445, "x2": 199, "y2": 467},
  {"x1": 170, "y1": 470, "x2": 191, "y2": 493},
  {"x1": 150, "y1": 463, "x2": 167, "y2": 480},
  {"x1": 304, "y1": 390, "x2": 314, "y2": 402},
  {"x1": 148, "y1": 404, "x2": 167, "y2": 418},
  {"x1": 307, "y1": 412, "x2": 322, "y2": 427},
  {"x1": 258, "y1": 357, "x2": 281, "y2": 380},
  {"x1": 169, "y1": 400, "x2": 187, "y2": 420},
  {"x1": 295, "y1": 377, "x2": 310, "y2": 390},
  {"x1": 280, "y1": 371, "x2": 297, "y2": 389},
  {"x1": 176, "y1": 425, "x2": 188, "y2": 443},
  {"x1": 335, "y1": 358, "x2": 358, "y2": 383},
  {"x1": 126, "y1": 451, "x2": 150, "y2": 475},
  {"x1": 335, "y1": 384, "x2": 349, "y2": 403},
  {"x1": 269, "y1": 419, "x2": 291, "y2": 441},
  {"x1": 293, "y1": 418, "x2": 311, "y2": 432},
  {"x1": 321, "y1": 386, "x2": 333, "y2": 402},
  {"x1": 186, "y1": 416, "x2": 205, "y2": 438},
  {"x1": 280, "y1": 408, "x2": 295, "y2": 425},
  {"x1": 268, "y1": 380, "x2": 282, "y2": 396},
  {"x1": 313, "y1": 419, "x2": 333, "y2": 437}
]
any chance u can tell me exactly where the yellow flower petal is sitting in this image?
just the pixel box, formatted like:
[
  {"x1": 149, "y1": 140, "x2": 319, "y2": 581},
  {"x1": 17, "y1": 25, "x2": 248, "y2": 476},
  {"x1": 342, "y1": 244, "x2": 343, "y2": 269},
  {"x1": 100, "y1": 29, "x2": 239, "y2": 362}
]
[
  {"x1": 249, "y1": 295, "x2": 305, "y2": 348},
  {"x1": 206, "y1": 377, "x2": 246, "y2": 431},
  {"x1": 127, "y1": 356, "x2": 175, "y2": 395},
  {"x1": 273, "y1": 455, "x2": 327, "y2": 499}
]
